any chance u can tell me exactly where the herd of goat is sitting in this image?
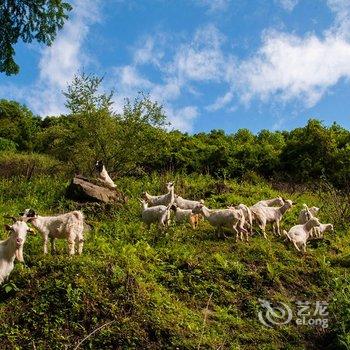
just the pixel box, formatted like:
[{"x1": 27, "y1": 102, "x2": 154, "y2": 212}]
[{"x1": 0, "y1": 161, "x2": 334, "y2": 285}]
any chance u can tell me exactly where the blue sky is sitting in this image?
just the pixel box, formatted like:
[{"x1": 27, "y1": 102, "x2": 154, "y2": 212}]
[{"x1": 0, "y1": 0, "x2": 350, "y2": 133}]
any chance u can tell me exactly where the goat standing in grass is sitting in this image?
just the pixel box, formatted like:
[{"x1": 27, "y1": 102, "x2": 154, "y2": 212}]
[
  {"x1": 95, "y1": 160, "x2": 116, "y2": 188},
  {"x1": 192, "y1": 204, "x2": 248, "y2": 241},
  {"x1": 20, "y1": 209, "x2": 85, "y2": 255},
  {"x1": 1, "y1": 218, "x2": 33, "y2": 284},
  {"x1": 140, "y1": 199, "x2": 171, "y2": 230},
  {"x1": 284, "y1": 217, "x2": 321, "y2": 253},
  {"x1": 170, "y1": 204, "x2": 199, "y2": 229},
  {"x1": 142, "y1": 182, "x2": 175, "y2": 207},
  {"x1": 174, "y1": 195, "x2": 204, "y2": 210},
  {"x1": 250, "y1": 200, "x2": 295, "y2": 238}
]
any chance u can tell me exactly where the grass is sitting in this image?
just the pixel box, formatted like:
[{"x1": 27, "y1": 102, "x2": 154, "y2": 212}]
[{"x1": 0, "y1": 172, "x2": 349, "y2": 349}]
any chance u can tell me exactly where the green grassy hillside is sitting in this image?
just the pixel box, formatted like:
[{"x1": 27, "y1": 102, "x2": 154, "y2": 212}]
[{"x1": 0, "y1": 173, "x2": 350, "y2": 349}]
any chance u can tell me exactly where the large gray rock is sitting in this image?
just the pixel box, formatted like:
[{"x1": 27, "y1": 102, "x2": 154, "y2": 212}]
[{"x1": 66, "y1": 176, "x2": 126, "y2": 204}]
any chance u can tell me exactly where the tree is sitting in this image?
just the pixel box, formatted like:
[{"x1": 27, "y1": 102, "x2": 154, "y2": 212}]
[
  {"x1": 0, "y1": 99, "x2": 41, "y2": 151},
  {"x1": 0, "y1": 0, "x2": 72, "y2": 75}
]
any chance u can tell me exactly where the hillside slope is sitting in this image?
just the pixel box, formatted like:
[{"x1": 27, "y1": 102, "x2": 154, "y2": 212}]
[{"x1": 0, "y1": 174, "x2": 349, "y2": 349}]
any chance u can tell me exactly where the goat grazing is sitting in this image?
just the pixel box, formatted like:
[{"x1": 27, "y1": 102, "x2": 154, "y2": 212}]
[
  {"x1": 252, "y1": 197, "x2": 285, "y2": 208},
  {"x1": 20, "y1": 209, "x2": 85, "y2": 255},
  {"x1": 314, "y1": 223, "x2": 334, "y2": 238},
  {"x1": 142, "y1": 182, "x2": 175, "y2": 207},
  {"x1": 170, "y1": 204, "x2": 199, "y2": 229},
  {"x1": 0, "y1": 218, "x2": 32, "y2": 284},
  {"x1": 298, "y1": 204, "x2": 320, "y2": 224},
  {"x1": 284, "y1": 217, "x2": 321, "y2": 253},
  {"x1": 174, "y1": 195, "x2": 204, "y2": 210},
  {"x1": 140, "y1": 200, "x2": 171, "y2": 229},
  {"x1": 192, "y1": 204, "x2": 248, "y2": 241},
  {"x1": 250, "y1": 200, "x2": 294, "y2": 238},
  {"x1": 228, "y1": 204, "x2": 253, "y2": 235},
  {"x1": 95, "y1": 160, "x2": 116, "y2": 188}
]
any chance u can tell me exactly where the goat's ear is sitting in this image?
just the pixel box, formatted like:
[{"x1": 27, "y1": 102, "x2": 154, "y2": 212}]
[
  {"x1": 4, "y1": 224, "x2": 12, "y2": 231},
  {"x1": 199, "y1": 199, "x2": 204, "y2": 204}
]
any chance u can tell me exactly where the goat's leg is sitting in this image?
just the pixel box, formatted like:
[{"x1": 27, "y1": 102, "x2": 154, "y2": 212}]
[
  {"x1": 261, "y1": 222, "x2": 267, "y2": 239},
  {"x1": 67, "y1": 236, "x2": 75, "y2": 255},
  {"x1": 302, "y1": 242, "x2": 307, "y2": 253},
  {"x1": 293, "y1": 241, "x2": 300, "y2": 252},
  {"x1": 76, "y1": 233, "x2": 84, "y2": 255},
  {"x1": 276, "y1": 221, "x2": 281, "y2": 236},
  {"x1": 43, "y1": 236, "x2": 49, "y2": 254},
  {"x1": 50, "y1": 238, "x2": 57, "y2": 254},
  {"x1": 232, "y1": 226, "x2": 239, "y2": 242}
]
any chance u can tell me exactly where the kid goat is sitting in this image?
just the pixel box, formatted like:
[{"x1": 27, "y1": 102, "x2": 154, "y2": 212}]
[
  {"x1": 20, "y1": 209, "x2": 85, "y2": 255},
  {"x1": 1, "y1": 218, "x2": 32, "y2": 284}
]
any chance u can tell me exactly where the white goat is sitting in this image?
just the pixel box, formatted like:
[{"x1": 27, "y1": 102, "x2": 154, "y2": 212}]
[
  {"x1": 253, "y1": 197, "x2": 285, "y2": 208},
  {"x1": 1, "y1": 219, "x2": 32, "y2": 284},
  {"x1": 140, "y1": 200, "x2": 171, "y2": 229},
  {"x1": 192, "y1": 204, "x2": 248, "y2": 241},
  {"x1": 174, "y1": 195, "x2": 204, "y2": 210},
  {"x1": 314, "y1": 223, "x2": 334, "y2": 238},
  {"x1": 284, "y1": 217, "x2": 321, "y2": 253},
  {"x1": 20, "y1": 209, "x2": 85, "y2": 255},
  {"x1": 227, "y1": 204, "x2": 253, "y2": 235},
  {"x1": 298, "y1": 204, "x2": 320, "y2": 224},
  {"x1": 250, "y1": 200, "x2": 294, "y2": 238},
  {"x1": 142, "y1": 182, "x2": 175, "y2": 207},
  {"x1": 95, "y1": 160, "x2": 116, "y2": 188},
  {"x1": 170, "y1": 204, "x2": 199, "y2": 229},
  {"x1": 298, "y1": 204, "x2": 320, "y2": 237}
]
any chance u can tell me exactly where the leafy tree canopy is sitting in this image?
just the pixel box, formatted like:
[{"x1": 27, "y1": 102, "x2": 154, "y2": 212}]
[{"x1": 0, "y1": 0, "x2": 72, "y2": 75}]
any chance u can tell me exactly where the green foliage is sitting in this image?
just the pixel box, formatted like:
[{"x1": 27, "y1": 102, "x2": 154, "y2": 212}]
[
  {"x1": 0, "y1": 0, "x2": 72, "y2": 75},
  {"x1": 0, "y1": 137, "x2": 17, "y2": 152},
  {"x1": 0, "y1": 100, "x2": 40, "y2": 151},
  {"x1": 0, "y1": 173, "x2": 349, "y2": 349}
]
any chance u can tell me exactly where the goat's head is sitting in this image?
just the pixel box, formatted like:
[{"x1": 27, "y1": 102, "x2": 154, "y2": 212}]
[
  {"x1": 166, "y1": 182, "x2": 174, "y2": 191},
  {"x1": 19, "y1": 208, "x2": 37, "y2": 221},
  {"x1": 326, "y1": 224, "x2": 334, "y2": 232},
  {"x1": 4, "y1": 220, "x2": 33, "y2": 262},
  {"x1": 95, "y1": 160, "x2": 104, "y2": 173},
  {"x1": 308, "y1": 217, "x2": 321, "y2": 228},
  {"x1": 284, "y1": 200, "x2": 295, "y2": 209},
  {"x1": 192, "y1": 203, "x2": 204, "y2": 214}
]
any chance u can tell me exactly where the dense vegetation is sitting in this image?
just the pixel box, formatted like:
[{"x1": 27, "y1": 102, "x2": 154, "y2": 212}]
[
  {"x1": 1, "y1": 73, "x2": 350, "y2": 349},
  {"x1": 1, "y1": 73, "x2": 350, "y2": 189}
]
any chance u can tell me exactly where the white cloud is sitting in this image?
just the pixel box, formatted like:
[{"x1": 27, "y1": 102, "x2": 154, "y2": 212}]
[
  {"x1": 206, "y1": 90, "x2": 234, "y2": 111},
  {"x1": 195, "y1": 0, "x2": 230, "y2": 12},
  {"x1": 7, "y1": 0, "x2": 102, "y2": 116},
  {"x1": 133, "y1": 36, "x2": 165, "y2": 67},
  {"x1": 171, "y1": 25, "x2": 227, "y2": 82},
  {"x1": 236, "y1": 30, "x2": 350, "y2": 107},
  {"x1": 275, "y1": 0, "x2": 298, "y2": 12},
  {"x1": 166, "y1": 106, "x2": 198, "y2": 132},
  {"x1": 114, "y1": 65, "x2": 153, "y2": 89}
]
